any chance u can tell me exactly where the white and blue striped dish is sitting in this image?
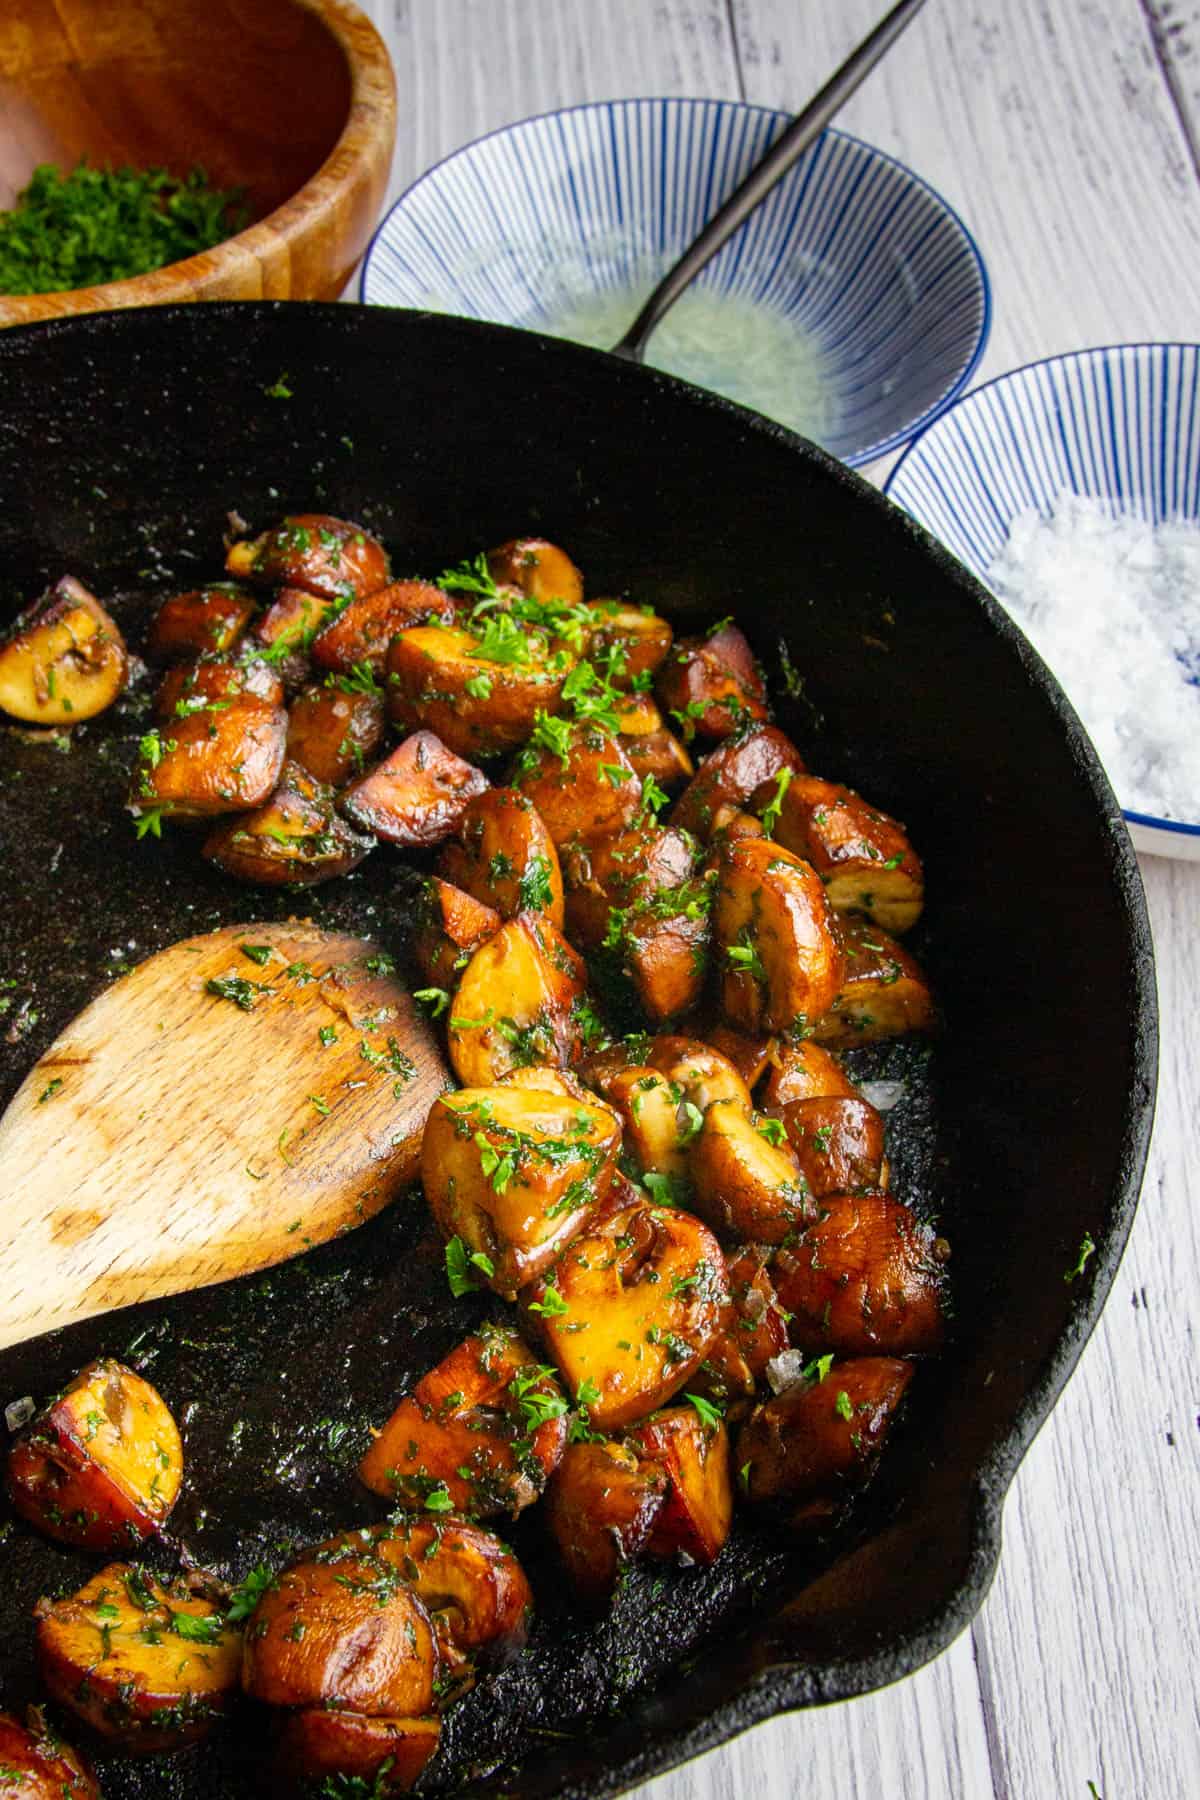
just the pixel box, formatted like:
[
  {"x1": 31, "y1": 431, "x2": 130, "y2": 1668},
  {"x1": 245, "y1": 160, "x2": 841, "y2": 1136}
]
[
  {"x1": 360, "y1": 97, "x2": 990, "y2": 467},
  {"x1": 886, "y1": 343, "x2": 1200, "y2": 860}
]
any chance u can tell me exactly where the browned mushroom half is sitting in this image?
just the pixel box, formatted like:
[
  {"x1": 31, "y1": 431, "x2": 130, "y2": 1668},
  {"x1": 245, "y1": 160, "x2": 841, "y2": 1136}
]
[
  {"x1": 203, "y1": 759, "x2": 375, "y2": 887},
  {"x1": 736, "y1": 1355, "x2": 915, "y2": 1513},
  {"x1": 412, "y1": 876, "x2": 502, "y2": 990},
  {"x1": 440, "y1": 787, "x2": 565, "y2": 928},
  {"x1": 311, "y1": 578, "x2": 457, "y2": 672},
  {"x1": 655, "y1": 621, "x2": 768, "y2": 741},
  {"x1": 543, "y1": 1439, "x2": 667, "y2": 1597},
  {"x1": 422, "y1": 1084, "x2": 620, "y2": 1299},
  {"x1": 226, "y1": 513, "x2": 389, "y2": 601},
  {"x1": 584, "y1": 597, "x2": 673, "y2": 685},
  {"x1": 631, "y1": 1402, "x2": 734, "y2": 1565},
  {"x1": 129, "y1": 696, "x2": 287, "y2": 828},
  {"x1": 154, "y1": 653, "x2": 283, "y2": 721},
  {"x1": 358, "y1": 1322, "x2": 567, "y2": 1516},
  {"x1": 7, "y1": 1358, "x2": 182, "y2": 1551},
  {"x1": 146, "y1": 582, "x2": 258, "y2": 662},
  {"x1": 521, "y1": 1181, "x2": 728, "y2": 1429},
  {"x1": 771, "y1": 1193, "x2": 948, "y2": 1355},
  {"x1": 811, "y1": 916, "x2": 936, "y2": 1046},
  {"x1": 36, "y1": 1564, "x2": 241, "y2": 1751},
  {"x1": 285, "y1": 670, "x2": 386, "y2": 786},
  {"x1": 339, "y1": 730, "x2": 489, "y2": 848},
  {"x1": 671, "y1": 723, "x2": 807, "y2": 840},
  {"x1": 487, "y1": 536, "x2": 584, "y2": 605},
  {"x1": 0, "y1": 576, "x2": 127, "y2": 725},
  {"x1": 446, "y1": 914, "x2": 586, "y2": 1086},
  {"x1": 774, "y1": 773, "x2": 924, "y2": 933},
  {"x1": 714, "y1": 835, "x2": 845, "y2": 1036},
  {"x1": 513, "y1": 723, "x2": 643, "y2": 846},
  {"x1": 0, "y1": 1707, "x2": 99, "y2": 1798},
  {"x1": 387, "y1": 623, "x2": 572, "y2": 760}
]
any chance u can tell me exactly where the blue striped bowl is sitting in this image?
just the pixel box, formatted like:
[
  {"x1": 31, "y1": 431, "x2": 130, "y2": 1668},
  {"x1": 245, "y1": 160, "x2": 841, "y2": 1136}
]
[
  {"x1": 887, "y1": 343, "x2": 1200, "y2": 859},
  {"x1": 360, "y1": 97, "x2": 990, "y2": 467}
]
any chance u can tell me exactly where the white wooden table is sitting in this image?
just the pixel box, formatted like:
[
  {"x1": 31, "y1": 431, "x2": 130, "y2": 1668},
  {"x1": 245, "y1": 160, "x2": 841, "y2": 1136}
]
[{"x1": 357, "y1": 4, "x2": 1200, "y2": 1794}]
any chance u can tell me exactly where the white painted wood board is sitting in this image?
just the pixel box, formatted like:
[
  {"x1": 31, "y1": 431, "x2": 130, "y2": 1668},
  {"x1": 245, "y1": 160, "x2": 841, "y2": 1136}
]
[{"x1": 352, "y1": 3, "x2": 1200, "y2": 1796}]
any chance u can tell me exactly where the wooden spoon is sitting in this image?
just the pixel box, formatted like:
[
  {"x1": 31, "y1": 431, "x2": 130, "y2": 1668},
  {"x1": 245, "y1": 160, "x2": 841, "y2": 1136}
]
[{"x1": 0, "y1": 922, "x2": 451, "y2": 1350}]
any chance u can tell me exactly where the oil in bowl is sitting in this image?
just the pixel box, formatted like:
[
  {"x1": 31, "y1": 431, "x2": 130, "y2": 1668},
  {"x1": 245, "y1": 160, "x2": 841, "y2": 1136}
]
[{"x1": 532, "y1": 277, "x2": 836, "y2": 445}]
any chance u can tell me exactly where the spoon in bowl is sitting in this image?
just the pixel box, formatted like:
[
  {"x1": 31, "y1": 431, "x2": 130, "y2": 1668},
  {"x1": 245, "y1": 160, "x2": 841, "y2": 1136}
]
[{"x1": 610, "y1": 0, "x2": 931, "y2": 364}]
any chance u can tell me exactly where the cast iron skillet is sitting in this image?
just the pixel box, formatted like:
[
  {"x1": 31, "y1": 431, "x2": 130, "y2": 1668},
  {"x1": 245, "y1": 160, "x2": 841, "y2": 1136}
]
[{"x1": 0, "y1": 305, "x2": 1156, "y2": 1798}]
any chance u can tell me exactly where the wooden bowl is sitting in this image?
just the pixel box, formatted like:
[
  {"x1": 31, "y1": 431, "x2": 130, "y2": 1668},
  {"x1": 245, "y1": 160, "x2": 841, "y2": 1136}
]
[{"x1": 0, "y1": 0, "x2": 396, "y2": 326}]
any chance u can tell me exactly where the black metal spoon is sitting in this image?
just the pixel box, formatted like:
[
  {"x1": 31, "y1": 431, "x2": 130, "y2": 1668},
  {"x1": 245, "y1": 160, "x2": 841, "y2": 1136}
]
[{"x1": 610, "y1": 0, "x2": 931, "y2": 363}]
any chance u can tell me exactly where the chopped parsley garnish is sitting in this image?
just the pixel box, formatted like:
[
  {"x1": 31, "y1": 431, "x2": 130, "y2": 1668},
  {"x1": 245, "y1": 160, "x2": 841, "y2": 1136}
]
[
  {"x1": 444, "y1": 1235, "x2": 494, "y2": 1298},
  {"x1": 226, "y1": 1565, "x2": 277, "y2": 1622},
  {"x1": 133, "y1": 805, "x2": 168, "y2": 840},
  {"x1": 637, "y1": 774, "x2": 670, "y2": 820},
  {"x1": 518, "y1": 854, "x2": 555, "y2": 913},
  {"x1": 205, "y1": 973, "x2": 272, "y2": 1012},
  {"x1": 330, "y1": 662, "x2": 382, "y2": 697},
  {"x1": 759, "y1": 765, "x2": 794, "y2": 837},
  {"x1": 527, "y1": 1282, "x2": 569, "y2": 1318},
  {"x1": 474, "y1": 1131, "x2": 516, "y2": 1194},
  {"x1": 527, "y1": 710, "x2": 574, "y2": 765},
  {"x1": 776, "y1": 640, "x2": 806, "y2": 699},
  {"x1": 0, "y1": 162, "x2": 248, "y2": 297},
  {"x1": 676, "y1": 1099, "x2": 705, "y2": 1147},
  {"x1": 170, "y1": 1610, "x2": 227, "y2": 1645},
  {"x1": 468, "y1": 611, "x2": 533, "y2": 666},
  {"x1": 640, "y1": 1169, "x2": 692, "y2": 1208},
  {"x1": 515, "y1": 1384, "x2": 569, "y2": 1432},
  {"x1": 437, "y1": 551, "x2": 499, "y2": 599},
  {"x1": 686, "y1": 1392, "x2": 724, "y2": 1430},
  {"x1": 1064, "y1": 1232, "x2": 1096, "y2": 1284},
  {"x1": 726, "y1": 931, "x2": 767, "y2": 983}
]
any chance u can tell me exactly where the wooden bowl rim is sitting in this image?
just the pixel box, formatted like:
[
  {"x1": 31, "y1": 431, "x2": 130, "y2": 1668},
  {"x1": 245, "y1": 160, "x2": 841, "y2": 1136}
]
[{"x1": 0, "y1": 0, "x2": 397, "y2": 323}]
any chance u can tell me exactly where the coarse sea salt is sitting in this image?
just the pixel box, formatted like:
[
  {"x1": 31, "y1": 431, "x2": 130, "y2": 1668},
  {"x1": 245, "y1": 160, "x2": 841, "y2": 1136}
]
[{"x1": 986, "y1": 494, "x2": 1200, "y2": 824}]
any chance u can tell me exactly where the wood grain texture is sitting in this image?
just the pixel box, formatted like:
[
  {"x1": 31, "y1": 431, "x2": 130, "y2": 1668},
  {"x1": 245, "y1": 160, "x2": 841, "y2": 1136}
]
[
  {"x1": 279, "y1": 3, "x2": 1200, "y2": 1795},
  {"x1": 0, "y1": 922, "x2": 449, "y2": 1349},
  {"x1": 363, "y1": 0, "x2": 740, "y2": 210},
  {"x1": 972, "y1": 855, "x2": 1200, "y2": 1800},
  {"x1": 1142, "y1": 0, "x2": 1200, "y2": 172},
  {"x1": 643, "y1": 1635, "x2": 996, "y2": 1800},
  {"x1": 0, "y1": 0, "x2": 397, "y2": 327}
]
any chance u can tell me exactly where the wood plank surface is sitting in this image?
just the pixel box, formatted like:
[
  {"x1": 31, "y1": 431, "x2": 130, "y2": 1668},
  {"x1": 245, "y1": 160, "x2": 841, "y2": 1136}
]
[
  {"x1": 376, "y1": 0, "x2": 740, "y2": 210},
  {"x1": 355, "y1": 3, "x2": 1200, "y2": 1796},
  {"x1": 1142, "y1": 0, "x2": 1200, "y2": 169}
]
